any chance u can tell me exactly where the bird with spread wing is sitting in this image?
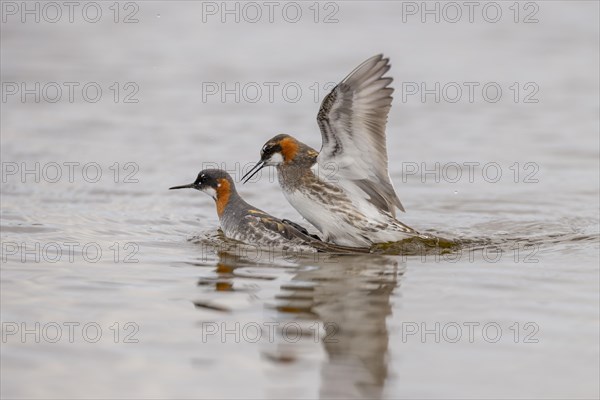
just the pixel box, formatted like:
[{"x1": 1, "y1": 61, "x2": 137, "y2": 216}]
[{"x1": 242, "y1": 55, "x2": 424, "y2": 247}]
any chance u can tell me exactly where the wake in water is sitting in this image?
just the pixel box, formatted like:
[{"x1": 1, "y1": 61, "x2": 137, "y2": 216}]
[{"x1": 186, "y1": 215, "x2": 599, "y2": 260}]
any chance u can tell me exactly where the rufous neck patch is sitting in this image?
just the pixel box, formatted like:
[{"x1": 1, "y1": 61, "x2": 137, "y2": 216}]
[
  {"x1": 216, "y1": 178, "x2": 231, "y2": 217},
  {"x1": 280, "y1": 137, "x2": 299, "y2": 163}
]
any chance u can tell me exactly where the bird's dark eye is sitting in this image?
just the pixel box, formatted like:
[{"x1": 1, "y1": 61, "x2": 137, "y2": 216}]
[{"x1": 262, "y1": 144, "x2": 275, "y2": 156}]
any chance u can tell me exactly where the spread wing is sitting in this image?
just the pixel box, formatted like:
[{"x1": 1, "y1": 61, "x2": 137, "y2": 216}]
[{"x1": 316, "y1": 54, "x2": 405, "y2": 216}]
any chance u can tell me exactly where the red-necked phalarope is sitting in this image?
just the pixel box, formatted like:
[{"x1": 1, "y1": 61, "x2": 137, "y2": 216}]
[
  {"x1": 242, "y1": 55, "x2": 425, "y2": 247},
  {"x1": 170, "y1": 169, "x2": 368, "y2": 253}
]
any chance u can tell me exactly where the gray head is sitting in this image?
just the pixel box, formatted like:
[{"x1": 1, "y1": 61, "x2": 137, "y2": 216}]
[
  {"x1": 169, "y1": 169, "x2": 237, "y2": 217},
  {"x1": 242, "y1": 134, "x2": 318, "y2": 183}
]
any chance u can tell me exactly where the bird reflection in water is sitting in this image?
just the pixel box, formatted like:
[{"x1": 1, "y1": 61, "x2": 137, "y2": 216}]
[
  {"x1": 193, "y1": 243, "x2": 403, "y2": 399},
  {"x1": 278, "y1": 254, "x2": 402, "y2": 399}
]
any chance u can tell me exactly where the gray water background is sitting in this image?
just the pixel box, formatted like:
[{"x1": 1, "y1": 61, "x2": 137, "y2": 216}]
[{"x1": 1, "y1": 1, "x2": 599, "y2": 398}]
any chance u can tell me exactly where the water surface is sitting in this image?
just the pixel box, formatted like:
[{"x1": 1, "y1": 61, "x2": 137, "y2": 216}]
[{"x1": 1, "y1": 2, "x2": 599, "y2": 398}]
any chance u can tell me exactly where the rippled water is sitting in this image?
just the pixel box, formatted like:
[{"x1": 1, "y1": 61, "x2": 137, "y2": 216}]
[{"x1": 1, "y1": 2, "x2": 599, "y2": 399}]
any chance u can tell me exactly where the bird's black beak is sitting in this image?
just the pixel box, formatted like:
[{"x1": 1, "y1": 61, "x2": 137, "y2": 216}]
[
  {"x1": 169, "y1": 183, "x2": 197, "y2": 190},
  {"x1": 241, "y1": 160, "x2": 265, "y2": 184}
]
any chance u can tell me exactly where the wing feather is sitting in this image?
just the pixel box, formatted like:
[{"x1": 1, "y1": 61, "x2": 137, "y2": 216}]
[
  {"x1": 316, "y1": 54, "x2": 405, "y2": 216},
  {"x1": 244, "y1": 214, "x2": 369, "y2": 253}
]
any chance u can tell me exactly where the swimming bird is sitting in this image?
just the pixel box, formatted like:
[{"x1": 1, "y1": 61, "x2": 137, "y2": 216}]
[
  {"x1": 241, "y1": 54, "x2": 424, "y2": 247},
  {"x1": 170, "y1": 169, "x2": 367, "y2": 253}
]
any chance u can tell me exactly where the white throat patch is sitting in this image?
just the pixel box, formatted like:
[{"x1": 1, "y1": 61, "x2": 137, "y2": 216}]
[
  {"x1": 202, "y1": 187, "x2": 217, "y2": 199},
  {"x1": 266, "y1": 152, "x2": 284, "y2": 166}
]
